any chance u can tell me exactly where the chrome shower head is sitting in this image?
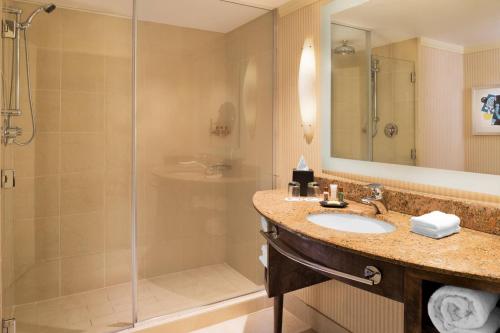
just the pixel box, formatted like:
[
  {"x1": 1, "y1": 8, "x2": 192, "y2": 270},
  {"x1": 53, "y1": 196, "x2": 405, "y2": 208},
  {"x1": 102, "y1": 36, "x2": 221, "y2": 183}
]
[
  {"x1": 21, "y1": 3, "x2": 56, "y2": 29},
  {"x1": 334, "y1": 40, "x2": 355, "y2": 55},
  {"x1": 43, "y1": 4, "x2": 56, "y2": 13}
]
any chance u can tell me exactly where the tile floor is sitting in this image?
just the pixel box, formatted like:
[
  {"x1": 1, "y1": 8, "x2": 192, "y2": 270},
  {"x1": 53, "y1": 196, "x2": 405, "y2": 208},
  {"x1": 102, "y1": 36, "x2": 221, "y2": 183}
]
[
  {"x1": 9, "y1": 264, "x2": 260, "y2": 333},
  {"x1": 191, "y1": 307, "x2": 314, "y2": 333}
]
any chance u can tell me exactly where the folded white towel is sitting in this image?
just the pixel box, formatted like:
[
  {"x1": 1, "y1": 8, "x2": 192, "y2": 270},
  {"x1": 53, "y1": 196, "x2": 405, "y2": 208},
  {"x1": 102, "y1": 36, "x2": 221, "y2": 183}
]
[
  {"x1": 411, "y1": 225, "x2": 461, "y2": 239},
  {"x1": 428, "y1": 285, "x2": 500, "y2": 332},
  {"x1": 411, "y1": 211, "x2": 460, "y2": 231},
  {"x1": 258, "y1": 244, "x2": 268, "y2": 268}
]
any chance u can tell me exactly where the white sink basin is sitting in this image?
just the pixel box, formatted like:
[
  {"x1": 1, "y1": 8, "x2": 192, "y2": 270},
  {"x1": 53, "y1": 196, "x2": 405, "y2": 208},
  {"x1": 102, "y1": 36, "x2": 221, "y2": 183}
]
[{"x1": 307, "y1": 213, "x2": 395, "y2": 234}]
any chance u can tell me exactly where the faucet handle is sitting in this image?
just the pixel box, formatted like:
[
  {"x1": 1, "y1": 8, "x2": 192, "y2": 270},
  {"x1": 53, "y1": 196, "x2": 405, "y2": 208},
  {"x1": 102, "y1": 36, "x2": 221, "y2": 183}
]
[{"x1": 367, "y1": 183, "x2": 384, "y2": 198}]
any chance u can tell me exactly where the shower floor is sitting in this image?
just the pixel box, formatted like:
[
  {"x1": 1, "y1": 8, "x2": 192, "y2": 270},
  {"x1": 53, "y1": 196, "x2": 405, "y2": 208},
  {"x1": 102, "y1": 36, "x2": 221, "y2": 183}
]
[{"x1": 10, "y1": 263, "x2": 260, "y2": 333}]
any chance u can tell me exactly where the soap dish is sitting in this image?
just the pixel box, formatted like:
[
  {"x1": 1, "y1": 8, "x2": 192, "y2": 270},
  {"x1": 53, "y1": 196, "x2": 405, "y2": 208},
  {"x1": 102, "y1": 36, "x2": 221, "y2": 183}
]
[{"x1": 320, "y1": 200, "x2": 348, "y2": 208}]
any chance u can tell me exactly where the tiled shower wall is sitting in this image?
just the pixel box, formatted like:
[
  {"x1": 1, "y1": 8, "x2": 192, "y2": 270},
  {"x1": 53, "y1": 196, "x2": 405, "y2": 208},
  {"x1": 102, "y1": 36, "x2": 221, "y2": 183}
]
[{"x1": 2, "y1": 1, "x2": 133, "y2": 307}]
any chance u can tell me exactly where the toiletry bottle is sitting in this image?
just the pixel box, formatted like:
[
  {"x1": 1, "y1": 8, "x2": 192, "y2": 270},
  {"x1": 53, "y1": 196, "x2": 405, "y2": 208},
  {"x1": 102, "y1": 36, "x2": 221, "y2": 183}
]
[
  {"x1": 337, "y1": 187, "x2": 344, "y2": 202},
  {"x1": 330, "y1": 184, "x2": 338, "y2": 200},
  {"x1": 323, "y1": 187, "x2": 329, "y2": 201}
]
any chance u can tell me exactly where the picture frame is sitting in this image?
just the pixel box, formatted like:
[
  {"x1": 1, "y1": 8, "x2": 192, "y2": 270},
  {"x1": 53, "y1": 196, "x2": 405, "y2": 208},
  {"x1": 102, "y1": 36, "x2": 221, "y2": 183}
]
[{"x1": 471, "y1": 85, "x2": 500, "y2": 135}]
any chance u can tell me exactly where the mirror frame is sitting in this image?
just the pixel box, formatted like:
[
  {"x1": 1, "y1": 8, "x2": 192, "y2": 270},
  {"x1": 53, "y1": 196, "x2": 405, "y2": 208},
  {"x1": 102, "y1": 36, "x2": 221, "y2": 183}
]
[{"x1": 320, "y1": 0, "x2": 500, "y2": 197}]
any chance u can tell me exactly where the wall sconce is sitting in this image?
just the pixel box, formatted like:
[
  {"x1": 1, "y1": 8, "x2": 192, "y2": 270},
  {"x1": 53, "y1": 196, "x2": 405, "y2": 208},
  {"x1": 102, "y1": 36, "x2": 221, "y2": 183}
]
[{"x1": 298, "y1": 38, "x2": 316, "y2": 144}]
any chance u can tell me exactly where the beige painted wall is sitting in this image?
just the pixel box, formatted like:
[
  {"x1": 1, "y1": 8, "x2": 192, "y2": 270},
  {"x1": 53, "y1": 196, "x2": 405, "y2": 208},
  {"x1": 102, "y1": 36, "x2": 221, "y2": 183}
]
[
  {"x1": 275, "y1": 1, "x2": 322, "y2": 188},
  {"x1": 464, "y1": 49, "x2": 500, "y2": 175},
  {"x1": 418, "y1": 45, "x2": 465, "y2": 171}
]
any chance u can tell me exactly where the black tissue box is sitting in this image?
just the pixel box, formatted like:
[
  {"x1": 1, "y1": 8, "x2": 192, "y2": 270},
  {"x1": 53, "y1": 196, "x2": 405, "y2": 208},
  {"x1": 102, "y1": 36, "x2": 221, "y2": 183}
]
[{"x1": 293, "y1": 169, "x2": 314, "y2": 196}]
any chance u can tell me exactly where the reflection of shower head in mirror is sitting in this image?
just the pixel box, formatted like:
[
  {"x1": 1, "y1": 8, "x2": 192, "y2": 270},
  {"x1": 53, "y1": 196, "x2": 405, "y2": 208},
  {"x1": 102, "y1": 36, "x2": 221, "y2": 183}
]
[
  {"x1": 334, "y1": 40, "x2": 355, "y2": 55},
  {"x1": 21, "y1": 3, "x2": 56, "y2": 29}
]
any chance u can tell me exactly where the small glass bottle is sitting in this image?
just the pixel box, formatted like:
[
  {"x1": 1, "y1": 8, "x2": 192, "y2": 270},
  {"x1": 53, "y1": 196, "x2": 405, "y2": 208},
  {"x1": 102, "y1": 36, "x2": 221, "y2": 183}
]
[
  {"x1": 337, "y1": 186, "x2": 345, "y2": 202},
  {"x1": 323, "y1": 187, "x2": 329, "y2": 201}
]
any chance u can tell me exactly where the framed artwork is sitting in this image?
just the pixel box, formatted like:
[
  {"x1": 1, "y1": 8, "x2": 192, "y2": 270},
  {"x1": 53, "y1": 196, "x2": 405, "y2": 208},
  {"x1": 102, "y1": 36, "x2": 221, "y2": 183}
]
[{"x1": 472, "y1": 86, "x2": 500, "y2": 135}]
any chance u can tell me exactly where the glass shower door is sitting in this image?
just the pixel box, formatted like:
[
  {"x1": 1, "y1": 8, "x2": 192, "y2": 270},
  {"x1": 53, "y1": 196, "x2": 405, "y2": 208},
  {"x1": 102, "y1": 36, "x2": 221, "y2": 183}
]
[
  {"x1": 1, "y1": 1, "x2": 134, "y2": 332},
  {"x1": 135, "y1": 0, "x2": 274, "y2": 321},
  {"x1": 371, "y1": 55, "x2": 416, "y2": 165}
]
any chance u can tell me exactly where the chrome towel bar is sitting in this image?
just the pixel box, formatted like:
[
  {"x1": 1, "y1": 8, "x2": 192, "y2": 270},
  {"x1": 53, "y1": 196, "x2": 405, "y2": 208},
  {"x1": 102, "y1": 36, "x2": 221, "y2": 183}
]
[{"x1": 260, "y1": 230, "x2": 382, "y2": 286}]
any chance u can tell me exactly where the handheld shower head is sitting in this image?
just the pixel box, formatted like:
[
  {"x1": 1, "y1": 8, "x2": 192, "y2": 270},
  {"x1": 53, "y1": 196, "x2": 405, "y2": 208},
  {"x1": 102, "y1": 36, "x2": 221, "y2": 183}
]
[
  {"x1": 43, "y1": 4, "x2": 56, "y2": 13},
  {"x1": 20, "y1": 3, "x2": 56, "y2": 29}
]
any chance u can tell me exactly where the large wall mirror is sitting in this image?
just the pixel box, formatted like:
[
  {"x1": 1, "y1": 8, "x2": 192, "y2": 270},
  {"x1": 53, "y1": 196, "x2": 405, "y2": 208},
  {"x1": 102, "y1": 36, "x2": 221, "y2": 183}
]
[{"x1": 321, "y1": 0, "x2": 500, "y2": 196}]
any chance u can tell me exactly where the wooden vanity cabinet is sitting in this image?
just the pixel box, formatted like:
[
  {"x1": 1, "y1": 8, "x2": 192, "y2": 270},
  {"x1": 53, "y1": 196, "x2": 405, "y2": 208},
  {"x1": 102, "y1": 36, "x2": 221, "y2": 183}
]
[{"x1": 262, "y1": 222, "x2": 500, "y2": 333}]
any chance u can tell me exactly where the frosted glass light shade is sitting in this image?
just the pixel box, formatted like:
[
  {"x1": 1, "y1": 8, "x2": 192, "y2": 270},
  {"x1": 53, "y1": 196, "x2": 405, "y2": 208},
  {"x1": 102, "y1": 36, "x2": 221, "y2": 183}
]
[{"x1": 298, "y1": 38, "x2": 316, "y2": 144}]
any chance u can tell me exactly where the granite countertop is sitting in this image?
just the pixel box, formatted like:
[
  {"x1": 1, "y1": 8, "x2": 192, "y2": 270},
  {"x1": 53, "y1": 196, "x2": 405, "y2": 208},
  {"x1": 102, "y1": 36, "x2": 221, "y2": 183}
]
[{"x1": 253, "y1": 190, "x2": 500, "y2": 284}]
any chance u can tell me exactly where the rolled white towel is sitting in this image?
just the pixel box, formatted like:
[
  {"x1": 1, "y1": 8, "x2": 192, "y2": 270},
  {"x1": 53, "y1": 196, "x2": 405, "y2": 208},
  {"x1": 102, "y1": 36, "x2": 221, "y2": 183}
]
[
  {"x1": 411, "y1": 211, "x2": 460, "y2": 231},
  {"x1": 428, "y1": 285, "x2": 500, "y2": 332}
]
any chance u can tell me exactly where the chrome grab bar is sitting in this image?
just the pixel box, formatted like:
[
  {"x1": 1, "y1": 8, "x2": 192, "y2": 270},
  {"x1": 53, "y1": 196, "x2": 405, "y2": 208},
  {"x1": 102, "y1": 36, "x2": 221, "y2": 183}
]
[{"x1": 260, "y1": 231, "x2": 382, "y2": 286}]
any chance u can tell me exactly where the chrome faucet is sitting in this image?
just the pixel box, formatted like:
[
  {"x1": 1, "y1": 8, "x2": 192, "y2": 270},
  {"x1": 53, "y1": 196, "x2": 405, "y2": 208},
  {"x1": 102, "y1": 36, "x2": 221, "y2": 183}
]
[
  {"x1": 206, "y1": 163, "x2": 231, "y2": 176},
  {"x1": 361, "y1": 183, "x2": 388, "y2": 214}
]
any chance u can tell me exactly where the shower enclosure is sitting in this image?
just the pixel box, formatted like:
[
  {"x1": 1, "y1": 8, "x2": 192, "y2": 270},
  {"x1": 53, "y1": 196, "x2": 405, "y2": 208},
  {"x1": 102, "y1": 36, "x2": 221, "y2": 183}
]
[
  {"x1": 0, "y1": 1, "x2": 274, "y2": 332},
  {"x1": 331, "y1": 23, "x2": 416, "y2": 165}
]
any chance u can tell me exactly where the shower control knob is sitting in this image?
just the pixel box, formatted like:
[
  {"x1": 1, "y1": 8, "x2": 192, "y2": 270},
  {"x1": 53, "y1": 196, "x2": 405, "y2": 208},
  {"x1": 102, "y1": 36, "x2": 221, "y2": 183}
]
[
  {"x1": 2, "y1": 126, "x2": 22, "y2": 143},
  {"x1": 384, "y1": 123, "x2": 398, "y2": 138}
]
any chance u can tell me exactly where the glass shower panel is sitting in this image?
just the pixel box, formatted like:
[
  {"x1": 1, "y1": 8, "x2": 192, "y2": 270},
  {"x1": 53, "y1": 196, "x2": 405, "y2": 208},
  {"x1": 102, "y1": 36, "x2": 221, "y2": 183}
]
[
  {"x1": 331, "y1": 24, "x2": 370, "y2": 160},
  {"x1": 1, "y1": 1, "x2": 133, "y2": 332},
  {"x1": 371, "y1": 55, "x2": 416, "y2": 165},
  {"x1": 136, "y1": 1, "x2": 274, "y2": 321}
]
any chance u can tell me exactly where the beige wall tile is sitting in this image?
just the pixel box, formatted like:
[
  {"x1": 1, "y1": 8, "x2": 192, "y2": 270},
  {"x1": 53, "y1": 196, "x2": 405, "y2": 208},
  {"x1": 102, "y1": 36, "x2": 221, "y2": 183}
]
[
  {"x1": 61, "y1": 253, "x2": 105, "y2": 295},
  {"x1": 34, "y1": 176, "x2": 60, "y2": 217},
  {"x1": 36, "y1": 90, "x2": 61, "y2": 132},
  {"x1": 103, "y1": 16, "x2": 132, "y2": 57},
  {"x1": 14, "y1": 133, "x2": 60, "y2": 177},
  {"x1": 61, "y1": 211, "x2": 104, "y2": 257},
  {"x1": 105, "y1": 168, "x2": 131, "y2": 252},
  {"x1": 105, "y1": 249, "x2": 131, "y2": 286},
  {"x1": 61, "y1": 133, "x2": 105, "y2": 173},
  {"x1": 35, "y1": 133, "x2": 60, "y2": 176},
  {"x1": 62, "y1": 52, "x2": 105, "y2": 92},
  {"x1": 105, "y1": 57, "x2": 132, "y2": 95},
  {"x1": 13, "y1": 218, "x2": 36, "y2": 277},
  {"x1": 13, "y1": 260, "x2": 60, "y2": 304},
  {"x1": 105, "y1": 94, "x2": 131, "y2": 169},
  {"x1": 35, "y1": 48, "x2": 61, "y2": 90},
  {"x1": 61, "y1": 8, "x2": 106, "y2": 54},
  {"x1": 61, "y1": 91, "x2": 105, "y2": 132},
  {"x1": 60, "y1": 172, "x2": 104, "y2": 215},
  {"x1": 12, "y1": 177, "x2": 35, "y2": 219},
  {"x1": 35, "y1": 216, "x2": 60, "y2": 261}
]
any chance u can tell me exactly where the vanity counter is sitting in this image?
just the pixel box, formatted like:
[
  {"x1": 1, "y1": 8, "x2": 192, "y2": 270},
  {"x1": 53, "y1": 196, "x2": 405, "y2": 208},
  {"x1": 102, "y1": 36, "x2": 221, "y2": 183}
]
[{"x1": 253, "y1": 190, "x2": 500, "y2": 284}]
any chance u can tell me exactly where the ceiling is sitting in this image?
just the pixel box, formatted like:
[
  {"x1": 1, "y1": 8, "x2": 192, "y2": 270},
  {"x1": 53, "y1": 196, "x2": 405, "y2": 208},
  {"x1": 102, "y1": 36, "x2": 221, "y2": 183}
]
[
  {"x1": 331, "y1": 0, "x2": 500, "y2": 49},
  {"x1": 27, "y1": 0, "x2": 289, "y2": 32}
]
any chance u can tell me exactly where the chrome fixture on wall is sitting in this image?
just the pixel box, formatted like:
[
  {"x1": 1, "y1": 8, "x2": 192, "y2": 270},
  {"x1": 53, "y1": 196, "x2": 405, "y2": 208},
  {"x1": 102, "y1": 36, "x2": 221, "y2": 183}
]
[
  {"x1": 371, "y1": 57, "x2": 380, "y2": 138},
  {"x1": 333, "y1": 40, "x2": 355, "y2": 55},
  {"x1": 1, "y1": 4, "x2": 56, "y2": 145}
]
